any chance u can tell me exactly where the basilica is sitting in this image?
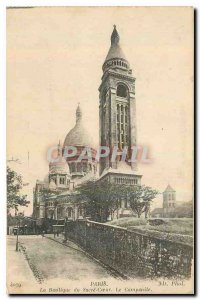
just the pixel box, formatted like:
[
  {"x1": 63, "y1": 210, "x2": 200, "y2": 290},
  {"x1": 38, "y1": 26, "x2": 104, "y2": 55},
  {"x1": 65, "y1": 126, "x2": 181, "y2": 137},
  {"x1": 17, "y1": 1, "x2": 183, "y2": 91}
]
[{"x1": 33, "y1": 26, "x2": 142, "y2": 222}]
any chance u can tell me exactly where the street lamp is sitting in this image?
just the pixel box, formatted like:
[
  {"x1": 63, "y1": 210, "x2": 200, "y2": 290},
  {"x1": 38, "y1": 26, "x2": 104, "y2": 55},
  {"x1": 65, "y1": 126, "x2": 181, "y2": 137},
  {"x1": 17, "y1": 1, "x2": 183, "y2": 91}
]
[{"x1": 16, "y1": 218, "x2": 20, "y2": 252}]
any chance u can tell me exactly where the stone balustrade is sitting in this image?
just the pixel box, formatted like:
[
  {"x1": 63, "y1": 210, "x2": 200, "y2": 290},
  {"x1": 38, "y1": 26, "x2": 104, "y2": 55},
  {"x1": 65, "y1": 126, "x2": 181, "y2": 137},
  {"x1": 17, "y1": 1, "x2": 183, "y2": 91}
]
[{"x1": 65, "y1": 219, "x2": 193, "y2": 278}]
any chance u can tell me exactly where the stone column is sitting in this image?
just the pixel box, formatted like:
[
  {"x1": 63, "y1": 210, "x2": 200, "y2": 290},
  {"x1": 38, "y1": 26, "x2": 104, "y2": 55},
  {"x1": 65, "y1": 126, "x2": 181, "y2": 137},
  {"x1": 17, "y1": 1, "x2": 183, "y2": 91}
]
[
  {"x1": 129, "y1": 92, "x2": 137, "y2": 170},
  {"x1": 56, "y1": 174, "x2": 59, "y2": 186},
  {"x1": 123, "y1": 105, "x2": 126, "y2": 145},
  {"x1": 39, "y1": 202, "x2": 45, "y2": 218},
  {"x1": 54, "y1": 206, "x2": 58, "y2": 220},
  {"x1": 74, "y1": 206, "x2": 78, "y2": 221},
  {"x1": 110, "y1": 87, "x2": 118, "y2": 169}
]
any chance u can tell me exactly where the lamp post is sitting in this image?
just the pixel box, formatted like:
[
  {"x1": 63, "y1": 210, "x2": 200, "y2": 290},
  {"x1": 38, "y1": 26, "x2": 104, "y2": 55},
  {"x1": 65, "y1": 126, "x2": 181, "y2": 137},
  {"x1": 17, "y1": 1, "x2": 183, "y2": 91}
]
[{"x1": 16, "y1": 218, "x2": 20, "y2": 251}]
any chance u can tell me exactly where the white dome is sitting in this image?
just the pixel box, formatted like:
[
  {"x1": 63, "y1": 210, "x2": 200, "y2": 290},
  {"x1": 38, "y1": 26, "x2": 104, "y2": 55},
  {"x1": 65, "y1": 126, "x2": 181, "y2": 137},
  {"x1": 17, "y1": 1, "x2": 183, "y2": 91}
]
[
  {"x1": 63, "y1": 105, "x2": 94, "y2": 149},
  {"x1": 49, "y1": 156, "x2": 69, "y2": 175},
  {"x1": 63, "y1": 122, "x2": 94, "y2": 148}
]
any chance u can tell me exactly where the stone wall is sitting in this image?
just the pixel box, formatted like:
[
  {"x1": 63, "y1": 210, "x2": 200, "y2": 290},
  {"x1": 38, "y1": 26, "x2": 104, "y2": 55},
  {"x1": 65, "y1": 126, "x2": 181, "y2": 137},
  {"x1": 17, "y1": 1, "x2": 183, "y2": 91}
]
[{"x1": 65, "y1": 219, "x2": 193, "y2": 278}]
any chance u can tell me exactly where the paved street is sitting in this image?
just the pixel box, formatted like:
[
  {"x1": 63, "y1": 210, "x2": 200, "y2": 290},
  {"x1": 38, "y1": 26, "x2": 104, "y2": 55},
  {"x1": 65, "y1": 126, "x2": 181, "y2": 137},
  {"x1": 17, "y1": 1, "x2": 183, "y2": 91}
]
[
  {"x1": 7, "y1": 236, "x2": 36, "y2": 287},
  {"x1": 7, "y1": 235, "x2": 113, "y2": 285}
]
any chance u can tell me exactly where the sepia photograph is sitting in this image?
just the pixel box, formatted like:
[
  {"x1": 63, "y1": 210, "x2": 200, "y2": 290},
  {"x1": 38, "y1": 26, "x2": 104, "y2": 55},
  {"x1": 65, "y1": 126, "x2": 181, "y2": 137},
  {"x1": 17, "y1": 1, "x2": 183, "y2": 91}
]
[{"x1": 6, "y1": 6, "x2": 194, "y2": 294}]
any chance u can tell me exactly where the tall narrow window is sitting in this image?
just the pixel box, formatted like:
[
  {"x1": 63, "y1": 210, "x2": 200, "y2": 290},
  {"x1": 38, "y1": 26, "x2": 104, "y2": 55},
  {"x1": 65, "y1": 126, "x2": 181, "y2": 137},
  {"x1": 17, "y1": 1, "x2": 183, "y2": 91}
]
[
  {"x1": 67, "y1": 207, "x2": 73, "y2": 218},
  {"x1": 116, "y1": 103, "x2": 129, "y2": 148}
]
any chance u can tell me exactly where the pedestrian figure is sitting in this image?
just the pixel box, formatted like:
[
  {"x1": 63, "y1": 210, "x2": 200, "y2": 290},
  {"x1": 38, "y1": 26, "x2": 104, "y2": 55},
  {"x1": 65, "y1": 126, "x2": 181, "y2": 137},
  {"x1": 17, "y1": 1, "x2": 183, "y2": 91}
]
[{"x1": 42, "y1": 230, "x2": 45, "y2": 238}]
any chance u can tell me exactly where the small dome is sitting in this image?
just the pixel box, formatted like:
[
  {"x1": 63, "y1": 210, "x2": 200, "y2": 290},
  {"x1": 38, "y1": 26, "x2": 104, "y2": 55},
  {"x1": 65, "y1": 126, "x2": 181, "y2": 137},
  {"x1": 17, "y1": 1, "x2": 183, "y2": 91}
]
[
  {"x1": 63, "y1": 105, "x2": 94, "y2": 148},
  {"x1": 49, "y1": 156, "x2": 69, "y2": 175},
  {"x1": 49, "y1": 141, "x2": 70, "y2": 174}
]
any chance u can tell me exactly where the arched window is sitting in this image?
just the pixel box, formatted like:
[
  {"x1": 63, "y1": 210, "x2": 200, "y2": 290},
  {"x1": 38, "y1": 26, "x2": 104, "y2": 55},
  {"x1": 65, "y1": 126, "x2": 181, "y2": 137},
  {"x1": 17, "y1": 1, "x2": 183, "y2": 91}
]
[
  {"x1": 67, "y1": 207, "x2": 73, "y2": 218},
  {"x1": 78, "y1": 206, "x2": 84, "y2": 217},
  {"x1": 59, "y1": 177, "x2": 65, "y2": 184},
  {"x1": 83, "y1": 163, "x2": 87, "y2": 172},
  {"x1": 117, "y1": 84, "x2": 127, "y2": 98},
  {"x1": 57, "y1": 206, "x2": 62, "y2": 219},
  {"x1": 71, "y1": 162, "x2": 75, "y2": 172},
  {"x1": 77, "y1": 162, "x2": 82, "y2": 172},
  {"x1": 124, "y1": 198, "x2": 128, "y2": 208}
]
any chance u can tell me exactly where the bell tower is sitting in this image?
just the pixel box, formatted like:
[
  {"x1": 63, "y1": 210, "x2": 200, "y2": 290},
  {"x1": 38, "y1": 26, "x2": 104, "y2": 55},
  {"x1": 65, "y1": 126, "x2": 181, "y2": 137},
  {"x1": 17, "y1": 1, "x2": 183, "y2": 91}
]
[
  {"x1": 99, "y1": 26, "x2": 137, "y2": 175},
  {"x1": 163, "y1": 185, "x2": 176, "y2": 216}
]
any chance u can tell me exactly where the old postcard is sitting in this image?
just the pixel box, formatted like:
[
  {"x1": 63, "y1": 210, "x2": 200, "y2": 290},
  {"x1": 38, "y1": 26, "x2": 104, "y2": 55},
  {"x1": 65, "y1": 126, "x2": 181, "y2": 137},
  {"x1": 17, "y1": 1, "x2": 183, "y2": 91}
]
[{"x1": 7, "y1": 7, "x2": 194, "y2": 294}]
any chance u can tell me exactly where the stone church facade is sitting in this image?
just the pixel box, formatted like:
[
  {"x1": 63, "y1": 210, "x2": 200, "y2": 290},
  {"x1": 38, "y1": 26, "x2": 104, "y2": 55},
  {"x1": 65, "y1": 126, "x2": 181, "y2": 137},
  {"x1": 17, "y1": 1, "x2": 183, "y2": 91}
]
[
  {"x1": 33, "y1": 106, "x2": 97, "y2": 221},
  {"x1": 33, "y1": 26, "x2": 142, "y2": 222}
]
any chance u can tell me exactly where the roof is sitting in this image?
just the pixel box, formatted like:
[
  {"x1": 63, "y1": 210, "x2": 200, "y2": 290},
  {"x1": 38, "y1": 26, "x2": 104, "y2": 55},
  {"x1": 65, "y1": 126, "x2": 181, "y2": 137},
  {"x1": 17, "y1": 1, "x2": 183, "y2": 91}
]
[
  {"x1": 63, "y1": 120, "x2": 94, "y2": 148},
  {"x1": 48, "y1": 189, "x2": 81, "y2": 200},
  {"x1": 75, "y1": 170, "x2": 98, "y2": 187},
  {"x1": 105, "y1": 44, "x2": 127, "y2": 63},
  {"x1": 63, "y1": 105, "x2": 94, "y2": 149},
  {"x1": 48, "y1": 141, "x2": 70, "y2": 174},
  {"x1": 100, "y1": 161, "x2": 142, "y2": 178},
  {"x1": 104, "y1": 26, "x2": 127, "y2": 64},
  {"x1": 48, "y1": 190, "x2": 88, "y2": 203},
  {"x1": 164, "y1": 184, "x2": 175, "y2": 193},
  {"x1": 49, "y1": 156, "x2": 69, "y2": 175}
]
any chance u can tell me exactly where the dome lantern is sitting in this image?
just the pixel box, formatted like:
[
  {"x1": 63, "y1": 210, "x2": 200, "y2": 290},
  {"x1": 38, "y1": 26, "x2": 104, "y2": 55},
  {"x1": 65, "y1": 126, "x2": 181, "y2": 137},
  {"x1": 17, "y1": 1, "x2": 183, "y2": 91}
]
[{"x1": 76, "y1": 103, "x2": 82, "y2": 123}]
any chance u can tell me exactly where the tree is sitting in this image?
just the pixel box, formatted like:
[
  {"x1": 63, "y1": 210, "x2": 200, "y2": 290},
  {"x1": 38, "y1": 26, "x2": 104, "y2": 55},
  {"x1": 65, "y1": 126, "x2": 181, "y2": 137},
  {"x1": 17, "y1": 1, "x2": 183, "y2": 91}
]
[
  {"x1": 78, "y1": 180, "x2": 159, "y2": 221},
  {"x1": 7, "y1": 166, "x2": 30, "y2": 215},
  {"x1": 125, "y1": 185, "x2": 159, "y2": 218},
  {"x1": 77, "y1": 180, "x2": 122, "y2": 222}
]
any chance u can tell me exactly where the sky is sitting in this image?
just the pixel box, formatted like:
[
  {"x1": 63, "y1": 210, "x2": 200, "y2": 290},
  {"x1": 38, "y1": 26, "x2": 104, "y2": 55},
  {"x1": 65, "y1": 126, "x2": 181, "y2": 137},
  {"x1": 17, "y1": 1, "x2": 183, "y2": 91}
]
[{"x1": 7, "y1": 7, "x2": 194, "y2": 216}]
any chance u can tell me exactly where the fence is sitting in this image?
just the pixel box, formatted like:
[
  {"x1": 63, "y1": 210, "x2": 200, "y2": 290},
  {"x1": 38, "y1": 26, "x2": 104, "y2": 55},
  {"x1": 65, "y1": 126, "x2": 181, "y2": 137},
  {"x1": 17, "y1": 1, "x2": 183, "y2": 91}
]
[{"x1": 65, "y1": 219, "x2": 193, "y2": 278}]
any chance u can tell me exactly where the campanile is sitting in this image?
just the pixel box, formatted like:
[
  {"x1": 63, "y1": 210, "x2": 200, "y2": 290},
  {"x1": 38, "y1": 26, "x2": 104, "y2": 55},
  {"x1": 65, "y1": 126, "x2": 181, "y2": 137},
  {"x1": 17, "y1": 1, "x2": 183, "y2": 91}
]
[{"x1": 99, "y1": 26, "x2": 137, "y2": 175}]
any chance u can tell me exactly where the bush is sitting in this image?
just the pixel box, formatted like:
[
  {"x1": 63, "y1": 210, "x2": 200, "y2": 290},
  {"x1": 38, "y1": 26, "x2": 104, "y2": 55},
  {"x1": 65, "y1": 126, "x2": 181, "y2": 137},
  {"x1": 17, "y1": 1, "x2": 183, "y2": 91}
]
[{"x1": 108, "y1": 217, "x2": 147, "y2": 228}]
